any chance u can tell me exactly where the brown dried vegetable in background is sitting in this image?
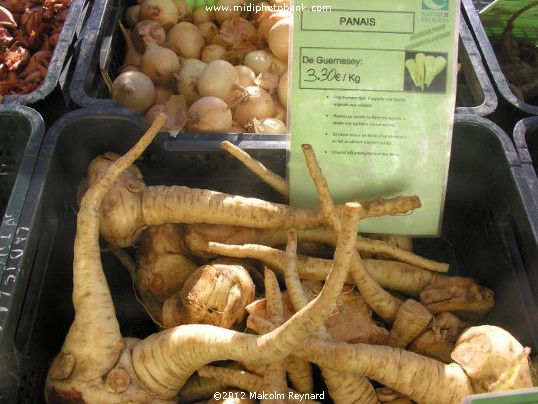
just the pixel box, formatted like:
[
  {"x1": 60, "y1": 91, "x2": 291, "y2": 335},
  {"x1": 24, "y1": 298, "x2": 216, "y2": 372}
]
[{"x1": 0, "y1": 0, "x2": 71, "y2": 98}]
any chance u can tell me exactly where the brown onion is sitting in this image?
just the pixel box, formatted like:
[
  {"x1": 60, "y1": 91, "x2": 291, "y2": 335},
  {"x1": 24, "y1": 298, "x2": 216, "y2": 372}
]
[
  {"x1": 141, "y1": 38, "x2": 181, "y2": 85},
  {"x1": 267, "y1": 17, "x2": 290, "y2": 61},
  {"x1": 131, "y1": 20, "x2": 166, "y2": 53},
  {"x1": 197, "y1": 59, "x2": 240, "y2": 102},
  {"x1": 232, "y1": 85, "x2": 274, "y2": 126},
  {"x1": 187, "y1": 96, "x2": 232, "y2": 132},
  {"x1": 112, "y1": 71, "x2": 156, "y2": 113},
  {"x1": 138, "y1": 0, "x2": 179, "y2": 31},
  {"x1": 167, "y1": 22, "x2": 205, "y2": 59}
]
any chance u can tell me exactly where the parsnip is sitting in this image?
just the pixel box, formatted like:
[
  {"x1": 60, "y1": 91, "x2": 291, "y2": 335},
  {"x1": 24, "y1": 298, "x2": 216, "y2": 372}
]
[{"x1": 45, "y1": 116, "x2": 364, "y2": 402}]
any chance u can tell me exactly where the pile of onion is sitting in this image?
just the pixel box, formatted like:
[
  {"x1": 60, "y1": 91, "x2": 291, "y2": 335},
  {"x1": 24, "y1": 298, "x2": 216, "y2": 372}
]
[{"x1": 117, "y1": 0, "x2": 291, "y2": 136}]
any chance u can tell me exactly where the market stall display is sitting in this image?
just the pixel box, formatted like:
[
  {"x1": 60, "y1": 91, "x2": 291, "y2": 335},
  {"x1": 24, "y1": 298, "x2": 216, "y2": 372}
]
[
  {"x1": 0, "y1": 0, "x2": 89, "y2": 107},
  {"x1": 0, "y1": 109, "x2": 537, "y2": 402}
]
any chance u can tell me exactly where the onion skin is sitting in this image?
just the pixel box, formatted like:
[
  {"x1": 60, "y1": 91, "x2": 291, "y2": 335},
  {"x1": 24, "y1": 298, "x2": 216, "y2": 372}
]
[
  {"x1": 232, "y1": 86, "x2": 274, "y2": 126},
  {"x1": 187, "y1": 96, "x2": 233, "y2": 132},
  {"x1": 131, "y1": 20, "x2": 166, "y2": 53},
  {"x1": 167, "y1": 22, "x2": 205, "y2": 59},
  {"x1": 141, "y1": 39, "x2": 181, "y2": 85},
  {"x1": 267, "y1": 18, "x2": 290, "y2": 62},
  {"x1": 112, "y1": 71, "x2": 156, "y2": 113},
  {"x1": 138, "y1": 0, "x2": 179, "y2": 31}
]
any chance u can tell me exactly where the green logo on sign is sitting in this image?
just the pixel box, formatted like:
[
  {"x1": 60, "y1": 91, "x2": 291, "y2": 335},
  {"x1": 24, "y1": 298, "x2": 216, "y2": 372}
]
[{"x1": 422, "y1": 0, "x2": 448, "y2": 10}]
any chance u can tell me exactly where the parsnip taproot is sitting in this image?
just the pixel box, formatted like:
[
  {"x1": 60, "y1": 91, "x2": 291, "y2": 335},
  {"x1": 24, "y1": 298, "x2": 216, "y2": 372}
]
[
  {"x1": 184, "y1": 223, "x2": 449, "y2": 272},
  {"x1": 282, "y1": 229, "x2": 380, "y2": 404},
  {"x1": 83, "y1": 153, "x2": 420, "y2": 248},
  {"x1": 251, "y1": 318, "x2": 533, "y2": 404},
  {"x1": 45, "y1": 118, "x2": 364, "y2": 402},
  {"x1": 186, "y1": 237, "x2": 445, "y2": 296}
]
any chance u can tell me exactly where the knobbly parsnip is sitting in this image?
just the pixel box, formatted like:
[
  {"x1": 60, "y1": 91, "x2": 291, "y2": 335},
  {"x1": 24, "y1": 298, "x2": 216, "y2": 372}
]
[{"x1": 45, "y1": 114, "x2": 365, "y2": 402}]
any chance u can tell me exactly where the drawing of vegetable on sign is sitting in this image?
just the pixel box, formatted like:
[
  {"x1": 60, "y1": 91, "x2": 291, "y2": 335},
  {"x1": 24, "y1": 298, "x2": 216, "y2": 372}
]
[{"x1": 404, "y1": 51, "x2": 448, "y2": 92}]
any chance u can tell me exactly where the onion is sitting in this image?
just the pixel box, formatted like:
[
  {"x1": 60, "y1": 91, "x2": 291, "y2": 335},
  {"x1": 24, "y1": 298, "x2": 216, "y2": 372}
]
[
  {"x1": 167, "y1": 22, "x2": 205, "y2": 59},
  {"x1": 124, "y1": 5, "x2": 141, "y2": 28},
  {"x1": 253, "y1": 117, "x2": 287, "y2": 134},
  {"x1": 176, "y1": 58, "x2": 206, "y2": 105},
  {"x1": 198, "y1": 59, "x2": 241, "y2": 102},
  {"x1": 198, "y1": 21, "x2": 219, "y2": 42},
  {"x1": 119, "y1": 23, "x2": 142, "y2": 67},
  {"x1": 201, "y1": 44, "x2": 227, "y2": 63},
  {"x1": 232, "y1": 85, "x2": 274, "y2": 126},
  {"x1": 193, "y1": 7, "x2": 214, "y2": 25},
  {"x1": 154, "y1": 85, "x2": 174, "y2": 104},
  {"x1": 277, "y1": 70, "x2": 287, "y2": 107},
  {"x1": 119, "y1": 65, "x2": 141, "y2": 74},
  {"x1": 138, "y1": 0, "x2": 179, "y2": 31},
  {"x1": 272, "y1": 94, "x2": 286, "y2": 123},
  {"x1": 112, "y1": 71, "x2": 156, "y2": 113},
  {"x1": 187, "y1": 96, "x2": 232, "y2": 132},
  {"x1": 175, "y1": 1, "x2": 193, "y2": 22},
  {"x1": 243, "y1": 49, "x2": 273, "y2": 74},
  {"x1": 214, "y1": 0, "x2": 246, "y2": 25},
  {"x1": 268, "y1": 17, "x2": 290, "y2": 61},
  {"x1": 254, "y1": 71, "x2": 279, "y2": 93},
  {"x1": 131, "y1": 20, "x2": 166, "y2": 53},
  {"x1": 141, "y1": 38, "x2": 181, "y2": 85},
  {"x1": 257, "y1": 10, "x2": 290, "y2": 46},
  {"x1": 235, "y1": 65, "x2": 256, "y2": 87}
]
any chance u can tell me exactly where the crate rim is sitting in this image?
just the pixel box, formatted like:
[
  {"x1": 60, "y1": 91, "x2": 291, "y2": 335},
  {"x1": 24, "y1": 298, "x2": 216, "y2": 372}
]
[{"x1": 462, "y1": 0, "x2": 538, "y2": 116}]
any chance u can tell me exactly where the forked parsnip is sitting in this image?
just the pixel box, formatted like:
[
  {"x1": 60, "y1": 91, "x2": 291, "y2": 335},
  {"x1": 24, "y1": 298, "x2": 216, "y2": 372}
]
[
  {"x1": 83, "y1": 151, "x2": 420, "y2": 247},
  {"x1": 45, "y1": 115, "x2": 364, "y2": 402},
  {"x1": 250, "y1": 315, "x2": 533, "y2": 404}
]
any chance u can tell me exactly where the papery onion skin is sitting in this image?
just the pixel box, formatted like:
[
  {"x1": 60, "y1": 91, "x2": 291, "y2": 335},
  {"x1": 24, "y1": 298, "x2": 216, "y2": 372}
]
[
  {"x1": 197, "y1": 59, "x2": 240, "y2": 101},
  {"x1": 125, "y1": 5, "x2": 141, "y2": 28},
  {"x1": 176, "y1": 58, "x2": 207, "y2": 105},
  {"x1": 167, "y1": 22, "x2": 205, "y2": 59},
  {"x1": 131, "y1": 20, "x2": 166, "y2": 53},
  {"x1": 186, "y1": 96, "x2": 233, "y2": 132},
  {"x1": 232, "y1": 85, "x2": 274, "y2": 126},
  {"x1": 214, "y1": 0, "x2": 247, "y2": 25},
  {"x1": 141, "y1": 39, "x2": 181, "y2": 85},
  {"x1": 112, "y1": 71, "x2": 156, "y2": 113},
  {"x1": 267, "y1": 18, "x2": 290, "y2": 62},
  {"x1": 235, "y1": 65, "x2": 256, "y2": 87},
  {"x1": 138, "y1": 0, "x2": 179, "y2": 31},
  {"x1": 201, "y1": 44, "x2": 227, "y2": 63}
]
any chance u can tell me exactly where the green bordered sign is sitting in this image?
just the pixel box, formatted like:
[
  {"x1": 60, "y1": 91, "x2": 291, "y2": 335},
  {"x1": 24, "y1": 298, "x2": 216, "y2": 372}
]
[
  {"x1": 288, "y1": 0, "x2": 460, "y2": 236},
  {"x1": 462, "y1": 387, "x2": 538, "y2": 403}
]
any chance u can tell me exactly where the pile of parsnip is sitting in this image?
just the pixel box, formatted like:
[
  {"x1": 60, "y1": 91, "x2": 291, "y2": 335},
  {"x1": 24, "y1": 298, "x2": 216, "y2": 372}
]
[
  {"x1": 110, "y1": 0, "x2": 289, "y2": 136},
  {"x1": 45, "y1": 113, "x2": 534, "y2": 404}
]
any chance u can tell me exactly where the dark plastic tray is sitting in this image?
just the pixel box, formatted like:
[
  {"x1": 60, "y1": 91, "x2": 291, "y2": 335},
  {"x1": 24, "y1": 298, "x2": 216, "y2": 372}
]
[
  {"x1": 513, "y1": 116, "x2": 538, "y2": 290},
  {"x1": 1, "y1": 0, "x2": 91, "y2": 109},
  {"x1": 69, "y1": 0, "x2": 497, "y2": 117},
  {"x1": 462, "y1": 0, "x2": 538, "y2": 130},
  {"x1": 0, "y1": 104, "x2": 45, "y2": 286},
  {"x1": 1, "y1": 109, "x2": 537, "y2": 402}
]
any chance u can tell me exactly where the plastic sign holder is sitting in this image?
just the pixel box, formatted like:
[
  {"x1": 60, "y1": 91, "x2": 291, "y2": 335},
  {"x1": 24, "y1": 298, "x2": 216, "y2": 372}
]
[
  {"x1": 288, "y1": 0, "x2": 461, "y2": 236},
  {"x1": 462, "y1": 387, "x2": 538, "y2": 403}
]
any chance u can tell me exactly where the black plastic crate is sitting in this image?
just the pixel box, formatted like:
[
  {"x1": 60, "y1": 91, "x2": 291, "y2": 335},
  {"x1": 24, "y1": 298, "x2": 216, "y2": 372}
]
[
  {"x1": 69, "y1": 0, "x2": 497, "y2": 117},
  {"x1": 0, "y1": 104, "x2": 44, "y2": 273},
  {"x1": 462, "y1": 0, "x2": 538, "y2": 132},
  {"x1": 0, "y1": 108, "x2": 537, "y2": 402},
  {"x1": 513, "y1": 116, "x2": 538, "y2": 290},
  {"x1": 1, "y1": 0, "x2": 91, "y2": 111}
]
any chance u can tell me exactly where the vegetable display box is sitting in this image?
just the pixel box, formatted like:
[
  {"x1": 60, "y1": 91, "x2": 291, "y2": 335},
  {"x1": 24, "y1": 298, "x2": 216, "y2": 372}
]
[
  {"x1": 0, "y1": 0, "x2": 91, "y2": 113},
  {"x1": 513, "y1": 116, "x2": 538, "y2": 292},
  {"x1": 69, "y1": 0, "x2": 497, "y2": 120},
  {"x1": 0, "y1": 104, "x2": 45, "y2": 289},
  {"x1": 1, "y1": 108, "x2": 538, "y2": 402},
  {"x1": 462, "y1": 0, "x2": 538, "y2": 132}
]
